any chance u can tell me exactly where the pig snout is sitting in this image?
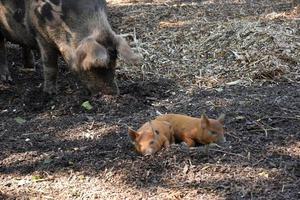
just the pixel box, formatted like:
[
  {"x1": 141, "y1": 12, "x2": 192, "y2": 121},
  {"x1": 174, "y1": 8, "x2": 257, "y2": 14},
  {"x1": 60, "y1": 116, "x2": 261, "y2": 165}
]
[
  {"x1": 75, "y1": 38, "x2": 110, "y2": 71},
  {"x1": 80, "y1": 68, "x2": 119, "y2": 96},
  {"x1": 74, "y1": 38, "x2": 119, "y2": 95}
]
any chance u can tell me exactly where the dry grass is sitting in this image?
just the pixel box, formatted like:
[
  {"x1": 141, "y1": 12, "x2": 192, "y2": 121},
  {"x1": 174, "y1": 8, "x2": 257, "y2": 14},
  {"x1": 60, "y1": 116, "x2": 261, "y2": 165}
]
[{"x1": 112, "y1": 0, "x2": 299, "y2": 89}]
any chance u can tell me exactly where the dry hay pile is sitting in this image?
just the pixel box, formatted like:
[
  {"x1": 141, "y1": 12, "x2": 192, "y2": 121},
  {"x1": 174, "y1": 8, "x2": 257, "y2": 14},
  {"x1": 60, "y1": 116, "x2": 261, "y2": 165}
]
[{"x1": 112, "y1": 1, "x2": 300, "y2": 88}]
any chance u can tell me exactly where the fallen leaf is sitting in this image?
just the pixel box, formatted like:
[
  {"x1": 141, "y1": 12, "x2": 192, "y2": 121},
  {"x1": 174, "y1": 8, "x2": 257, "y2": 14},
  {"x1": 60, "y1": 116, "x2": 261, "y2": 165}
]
[
  {"x1": 258, "y1": 171, "x2": 269, "y2": 178},
  {"x1": 81, "y1": 101, "x2": 93, "y2": 110},
  {"x1": 15, "y1": 117, "x2": 26, "y2": 124},
  {"x1": 226, "y1": 80, "x2": 244, "y2": 86},
  {"x1": 235, "y1": 116, "x2": 245, "y2": 120},
  {"x1": 43, "y1": 159, "x2": 53, "y2": 165},
  {"x1": 201, "y1": 166, "x2": 210, "y2": 170},
  {"x1": 31, "y1": 175, "x2": 44, "y2": 182},
  {"x1": 215, "y1": 88, "x2": 224, "y2": 92}
]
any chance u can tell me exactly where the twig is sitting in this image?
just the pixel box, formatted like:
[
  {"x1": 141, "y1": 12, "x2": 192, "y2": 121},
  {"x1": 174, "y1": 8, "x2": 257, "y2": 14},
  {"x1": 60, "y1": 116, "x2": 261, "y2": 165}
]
[
  {"x1": 252, "y1": 157, "x2": 268, "y2": 167},
  {"x1": 89, "y1": 120, "x2": 95, "y2": 130},
  {"x1": 254, "y1": 121, "x2": 269, "y2": 137},
  {"x1": 226, "y1": 131, "x2": 240, "y2": 140},
  {"x1": 119, "y1": 33, "x2": 133, "y2": 38},
  {"x1": 280, "y1": 107, "x2": 300, "y2": 114},
  {"x1": 133, "y1": 27, "x2": 141, "y2": 54},
  {"x1": 208, "y1": 148, "x2": 247, "y2": 159},
  {"x1": 258, "y1": 116, "x2": 300, "y2": 121},
  {"x1": 240, "y1": 128, "x2": 280, "y2": 133}
]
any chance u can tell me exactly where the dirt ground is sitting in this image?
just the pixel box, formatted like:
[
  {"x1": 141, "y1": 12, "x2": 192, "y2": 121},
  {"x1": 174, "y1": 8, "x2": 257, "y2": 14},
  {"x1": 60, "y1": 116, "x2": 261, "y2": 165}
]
[{"x1": 0, "y1": 0, "x2": 300, "y2": 199}]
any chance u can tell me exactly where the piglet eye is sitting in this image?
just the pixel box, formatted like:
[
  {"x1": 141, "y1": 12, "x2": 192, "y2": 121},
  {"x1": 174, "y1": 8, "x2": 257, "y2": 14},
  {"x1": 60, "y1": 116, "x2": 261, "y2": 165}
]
[
  {"x1": 149, "y1": 141, "x2": 155, "y2": 145},
  {"x1": 209, "y1": 131, "x2": 217, "y2": 135},
  {"x1": 155, "y1": 130, "x2": 160, "y2": 135}
]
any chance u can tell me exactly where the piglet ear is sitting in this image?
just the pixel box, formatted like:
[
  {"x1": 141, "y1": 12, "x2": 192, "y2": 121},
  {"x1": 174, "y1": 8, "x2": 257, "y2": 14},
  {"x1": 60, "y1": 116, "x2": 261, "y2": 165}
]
[
  {"x1": 115, "y1": 35, "x2": 142, "y2": 65},
  {"x1": 128, "y1": 127, "x2": 139, "y2": 141},
  {"x1": 200, "y1": 114, "x2": 210, "y2": 129},
  {"x1": 217, "y1": 114, "x2": 225, "y2": 124}
]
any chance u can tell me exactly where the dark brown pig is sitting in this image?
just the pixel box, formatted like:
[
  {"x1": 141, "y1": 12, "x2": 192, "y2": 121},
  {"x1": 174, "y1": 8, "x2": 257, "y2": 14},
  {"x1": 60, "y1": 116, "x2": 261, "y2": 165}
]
[
  {"x1": 0, "y1": 1, "x2": 36, "y2": 80},
  {"x1": 0, "y1": 0, "x2": 140, "y2": 95}
]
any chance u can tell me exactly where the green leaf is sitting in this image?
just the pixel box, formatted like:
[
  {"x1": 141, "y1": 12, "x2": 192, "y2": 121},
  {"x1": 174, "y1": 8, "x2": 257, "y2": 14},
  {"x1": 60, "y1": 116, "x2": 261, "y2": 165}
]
[
  {"x1": 31, "y1": 175, "x2": 43, "y2": 182},
  {"x1": 215, "y1": 88, "x2": 224, "y2": 92},
  {"x1": 15, "y1": 117, "x2": 26, "y2": 124},
  {"x1": 43, "y1": 159, "x2": 53, "y2": 165},
  {"x1": 81, "y1": 101, "x2": 93, "y2": 110}
]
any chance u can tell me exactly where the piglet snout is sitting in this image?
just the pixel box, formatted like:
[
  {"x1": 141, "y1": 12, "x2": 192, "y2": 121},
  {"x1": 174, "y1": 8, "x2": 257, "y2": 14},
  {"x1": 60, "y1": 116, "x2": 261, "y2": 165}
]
[
  {"x1": 143, "y1": 148, "x2": 155, "y2": 156},
  {"x1": 217, "y1": 136, "x2": 226, "y2": 144}
]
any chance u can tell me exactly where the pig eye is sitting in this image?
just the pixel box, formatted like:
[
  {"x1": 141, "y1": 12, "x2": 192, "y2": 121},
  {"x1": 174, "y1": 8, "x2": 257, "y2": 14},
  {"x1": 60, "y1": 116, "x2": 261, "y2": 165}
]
[
  {"x1": 155, "y1": 130, "x2": 160, "y2": 135},
  {"x1": 149, "y1": 141, "x2": 155, "y2": 145}
]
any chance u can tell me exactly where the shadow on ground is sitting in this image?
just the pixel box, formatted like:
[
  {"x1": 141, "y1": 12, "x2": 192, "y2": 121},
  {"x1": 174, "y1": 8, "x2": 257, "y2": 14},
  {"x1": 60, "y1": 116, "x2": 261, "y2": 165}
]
[{"x1": 1, "y1": 81, "x2": 299, "y2": 198}]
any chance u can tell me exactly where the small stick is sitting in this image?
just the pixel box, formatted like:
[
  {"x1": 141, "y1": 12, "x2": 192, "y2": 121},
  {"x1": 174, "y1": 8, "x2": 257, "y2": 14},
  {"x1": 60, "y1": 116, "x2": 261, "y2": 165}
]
[
  {"x1": 133, "y1": 28, "x2": 140, "y2": 53},
  {"x1": 258, "y1": 116, "x2": 300, "y2": 121},
  {"x1": 119, "y1": 33, "x2": 133, "y2": 38},
  {"x1": 209, "y1": 148, "x2": 247, "y2": 159},
  {"x1": 254, "y1": 121, "x2": 268, "y2": 137},
  {"x1": 226, "y1": 131, "x2": 240, "y2": 139},
  {"x1": 89, "y1": 120, "x2": 95, "y2": 130}
]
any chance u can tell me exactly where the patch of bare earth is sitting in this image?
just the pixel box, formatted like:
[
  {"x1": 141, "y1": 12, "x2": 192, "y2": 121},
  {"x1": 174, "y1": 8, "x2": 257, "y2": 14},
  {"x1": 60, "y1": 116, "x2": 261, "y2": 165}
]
[{"x1": 1, "y1": 0, "x2": 299, "y2": 199}]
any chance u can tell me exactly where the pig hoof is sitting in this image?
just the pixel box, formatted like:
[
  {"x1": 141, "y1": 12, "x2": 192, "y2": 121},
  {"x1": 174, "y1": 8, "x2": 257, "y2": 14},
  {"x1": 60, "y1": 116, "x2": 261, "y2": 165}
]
[
  {"x1": 43, "y1": 87, "x2": 57, "y2": 95},
  {"x1": 20, "y1": 68, "x2": 36, "y2": 72},
  {"x1": 0, "y1": 66, "x2": 13, "y2": 83},
  {"x1": 1, "y1": 73, "x2": 13, "y2": 83},
  {"x1": 43, "y1": 81, "x2": 57, "y2": 95},
  {"x1": 41, "y1": 92, "x2": 56, "y2": 104}
]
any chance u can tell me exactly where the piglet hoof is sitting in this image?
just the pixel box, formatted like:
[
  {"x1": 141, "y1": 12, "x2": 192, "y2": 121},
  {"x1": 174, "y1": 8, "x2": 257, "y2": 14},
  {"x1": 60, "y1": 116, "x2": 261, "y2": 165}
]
[{"x1": 180, "y1": 142, "x2": 190, "y2": 152}]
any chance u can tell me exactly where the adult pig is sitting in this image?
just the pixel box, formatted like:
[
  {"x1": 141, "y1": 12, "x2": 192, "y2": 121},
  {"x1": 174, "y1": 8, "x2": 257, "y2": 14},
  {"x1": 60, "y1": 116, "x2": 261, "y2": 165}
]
[{"x1": 0, "y1": 0, "x2": 140, "y2": 95}]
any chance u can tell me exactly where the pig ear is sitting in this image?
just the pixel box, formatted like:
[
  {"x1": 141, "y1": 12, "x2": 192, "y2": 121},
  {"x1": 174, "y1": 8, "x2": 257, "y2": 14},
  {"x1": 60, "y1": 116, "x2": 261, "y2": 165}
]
[
  {"x1": 115, "y1": 35, "x2": 142, "y2": 65},
  {"x1": 200, "y1": 114, "x2": 210, "y2": 129},
  {"x1": 217, "y1": 114, "x2": 225, "y2": 124},
  {"x1": 128, "y1": 127, "x2": 139, "y2": 141}
]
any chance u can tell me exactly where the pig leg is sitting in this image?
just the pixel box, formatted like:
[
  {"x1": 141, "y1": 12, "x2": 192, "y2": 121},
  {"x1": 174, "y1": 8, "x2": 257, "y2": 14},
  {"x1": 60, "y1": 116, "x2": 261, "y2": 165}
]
[
  {"x1": 38, "y1": 40, "x2": 58, "y2": 94},
  {"x1": 0, "y1": 34, "x2": 12, "y2": 82},
  {"x1": 22, "y1": 46, "x2": 35, "y2": 71}
]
